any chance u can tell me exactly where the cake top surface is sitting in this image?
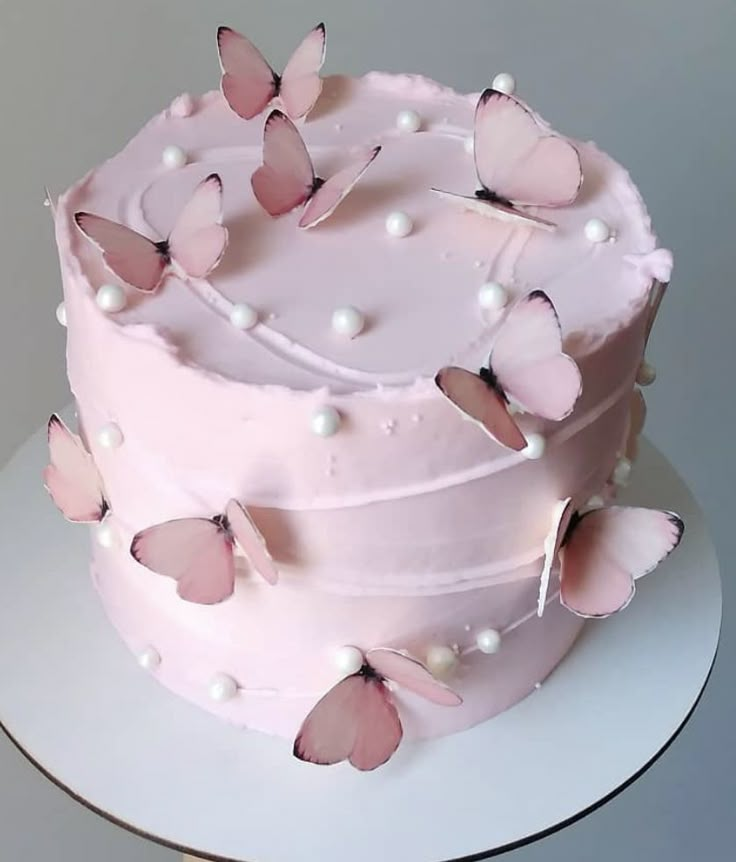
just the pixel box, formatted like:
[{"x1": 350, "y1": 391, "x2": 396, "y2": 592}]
[{"x1": 60, "y1": 72, "x2": 668, "y2": 396}]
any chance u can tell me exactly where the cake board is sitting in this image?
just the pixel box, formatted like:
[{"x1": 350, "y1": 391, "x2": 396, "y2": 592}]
[{"x1": 0, "y1": 423, "x2": 721, "y2": 862}]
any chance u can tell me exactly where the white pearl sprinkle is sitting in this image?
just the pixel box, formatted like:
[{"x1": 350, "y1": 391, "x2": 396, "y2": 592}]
[
  {"x1": 586, "y1": 495, "x2": 605, "y2": 510},
  {"x1": 475, "y1": 628, "x2": 502, "y2": 654},
  {"x1": 612, "y1": 457, "x2": 632, "y2": 487},
  {"x1": 478, "y1": 281, "x2": 509, "y2": 311},
  {"x1": 94, "y1": 521, "x2": 118, "y2": 549},
  {"x1": 95, "y1": 283, "x2": 127, "y2": 313},
  {"x1": 492, "y1": 72, "x2": 516, "y2": 95},
  {"x1": 464, "y1": 135, "x2": 475, "y2": 155},
  {"x1": 56, "y1": 301, "x2": 67, "y2": 327},
  {"x1": 636, "y1": 359, "x2": 657, "y2": 386},
  {"x1": 426, "y1": 645, "x2": 458, "y2": 678},
  {"x1": 311, "y1": 406, "x2": 341, "y2": 437},
  {"x1": 331, "y1": 306, "x2": 365, "y2": 339},
  {"x1": 208, "y1": 673, "x2": 239, "y2": 702},
  {"x1": 334, "y1": 645, "x2": 364, "y2": 676},
  {"x1": 137, "y1": 646, "x2": 161, "y2": 671},
  {"x1": 229, "y1": 303, "x2": 259, "y2": 330},
  {"x1": 97, "y1": 422, "x2": 124, "y2": 449},
  {"x1": 162, "y1": 144, "x2": 187, "y2": 169},
  {"x1": 385, "y1": 211, "x2": 413, "y2": 238},
  {"x1": 534, "y1": 682, "x2": 542, "y2": 690},
  {"x1": 396, "y1": 109, "x2": 421, "y2": 133},
  {"x1": 522, "y1": 433, "x2": 546, "y2": 460},
  {"x1": 584, "y1": 217, "x2": 612, "y2": 243}
]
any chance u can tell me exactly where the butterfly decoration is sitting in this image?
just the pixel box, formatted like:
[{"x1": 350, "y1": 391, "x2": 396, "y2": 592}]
[
  {"x1": 251, "y1": 110, "x2": 381, "y2": 229},
  {"x1": 537, "y1": 497, "x2": 684, "y2": 618},
  {"x1": 432, "y1": 87, "x2": 583, "y2": 231},
  {"x1": 294, "y1": 648, "x2": 462, "y2": 771},
  {"x1": 130, "y1": 498, "x2": 278, "y2": 605},
  {"x1": 644, "y1": 279, "x2": 667, "y2": 349},
  {"x1": 435, "y1": 290, "x2": 582, "y2": 451},
  {"x1": 75, "y1": 173, "x2": 228, "y2": 293},
  {"x1": 44, "y1": 414, "x2": 108, "y2": 523},
  {"x1": 217, "y1": 23, "x2": 326, "y2": 121}
]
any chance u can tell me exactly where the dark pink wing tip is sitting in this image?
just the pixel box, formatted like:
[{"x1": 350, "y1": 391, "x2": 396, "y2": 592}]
[
  {"x1": 47, "y1": 413, "x2": 64, "y2": 437},
  {"x1": 666, "y1": 512, "x2": 685, "y2": 546},
  {"x1": 74, "y1": 212, "x2": 92, "y2": 232},
  {"x1": 204, "y1": 172, "x2": 223, "y2": 189}
]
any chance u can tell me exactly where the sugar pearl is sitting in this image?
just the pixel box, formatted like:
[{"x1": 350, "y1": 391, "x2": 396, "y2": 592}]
[
  {"x1": 331, "y1": 306, "x2": 365, "y2": 339},
  {"x1": 97, "y1": 422, "x2": 124, "y2": 449},
  {"x1": 95, "y1": 283, "x2": 126, "y2": 313},
  {"x1": 464, "y1": 136, "x2": 475, "y2": 155},
  {"x1": 94, "y1": 521, "x2": 118, "y2": 549},
  {"x1": 426, "y1": 645, "x2": 458, "y2": 678},
  {"x1": 478, "y1": 281, "x2": 509, "y2": 311},
  {"x1": 162, "y1": 145, "x2": 187, "y2": 169},
  {"x1": 385, "y1": 211, "x2": 413, "y2": 238},
  {"x1": 492, "y1": 72, "x2": 516, "y2": 95},
  {"x1": 229, "y1": 303, "x2": 258, "y2": 330},
  {"x1": 584, "y1": 217, "x2": 611, "y2": 243},
  {"x1": 56, "y1": 301, "x2": 67, "y2": 327},
  {"x1": 137, "y1": 646, "x2": 161, "y2": 671},
  {"x1": 208, "y1": 673, "x2": 239, "y2": 702},
  {"x1": 636, "y1": 359, "x2": 657, "y2": 386},
  {"x1": 475, "y1": 628, "x2": 502, "y2": 654},
  {"x1": 586, "y1": 495, "x2": 605, "y2": 510},
  {"x1": 612, "y1": 457, "x2": 632, "y2": 487},
  {"x1": 334, "y1": 645, "x2": 364, "y2": 676},
  {"x1": 522, "y1": 433, "x2": 546, "y2": 460},
  {"x1": 311, "y1": 406, "x2": 341, "y2": 437},
  {"x1": 396, "y1": 109, "x2": 421, "y2": 133}
]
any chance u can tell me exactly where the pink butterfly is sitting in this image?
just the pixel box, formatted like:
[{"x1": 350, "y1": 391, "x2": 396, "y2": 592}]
[
  {"x1": 74, "y1": 173, "x2": 228, "y2": 293},
  {"x1": 435, "y1": 291, "x2": 582, "y2": 451},
  {"x1": 538, "y1": 498, "x2": 684, "y2": 618},
  {"x1": 432, "y1": 88, "x2": 582, "y2": 231},
  {"x1": 217, "y1": 23, "x2": 325, "y2": 121},
  {"x1": 251, "y1": 109, "x2": 381, "y2": 229},
  {"x1": 44, "y1": 414, "x2": 108, "y2": 523},
  {"x1": 130, "y1": 499, "x2": 278, "y2": 605},
  {"x1": 294, "y1": 648, "x2": 462, "y2": 771}
]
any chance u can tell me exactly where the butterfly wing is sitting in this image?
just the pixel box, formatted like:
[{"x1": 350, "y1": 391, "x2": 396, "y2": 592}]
[
  {"x1": 294, "y1": 674, "x2": 402, "y2": 771},
  {"x1": 279, "y1": 23, "x2": 326, "y2": 119},
  {"x1": 560, "y1": 507, "x2": 684, "y2": 618},
  {"x1": 367, "y1": 649, "x2": 462, "y2": 706},
  {"x1": 537, "y1": 497, "x2": 575, "y2": 616},
  {"x1": 429, "y1": 188, "x2": 556, "y2": 232},
  {"x1": 217, "y1": 26, "x2": 277, "y2": 120},
  {"x1": 491, "y1": 291, "x2": 582, "y2": 420},
  {"x1": 251, "y1": 110, "x2": 315, "y2": 216},
  {"x1": 299, "y1": 146, "x2": 381, "y2": 229},
  {"x1": 130, "y1": 518, "x2": 235, "y2": 605},
  {"x1": 44, "y1": 414, "x2": 106, "y2": 523},
  {"x1": 474, "y1": 88, "x2": 582, "y2": 207},
  {"x1": 168, "y1": 173, "x2": 228, "y2": 278},
  {"x1": 75, "y1": 213, "x2": 166, "y2": 293},
  {"x1": 224, "y1": 499, "x2": 278, "y2": 585},
  {"x1": 435, "y1": 366, "x2": 527, "y2": 451}
]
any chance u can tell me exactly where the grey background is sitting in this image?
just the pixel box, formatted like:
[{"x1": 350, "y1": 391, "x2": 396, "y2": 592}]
[{"x1": 0, "y1": 0, "x2": 733, "y2": 859}]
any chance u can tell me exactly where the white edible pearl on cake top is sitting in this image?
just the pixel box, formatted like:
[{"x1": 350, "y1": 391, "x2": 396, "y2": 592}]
[
  {"x1": 162, "y1": 144, "x2": 187, "y2": 169},
  {"x1": 586, "y1": 494, "x2": 605, "y2": 510},
  {"x1": 636, "y1": 359, "x2": 657, "y2": 386},
  {"x1": 56, "y1": 301, "x2": 67, "y2": 327},
  {"x1": 208, "y1": 672, "x2": 239, "y2": 702},
  {"x1": 475, "y1": 628, "x2": 502, "y2": 655},
  {"x1": 311, "y1": 406, "x2": 341, "y2": 437},
  {"x1": 331, "y1": 306, "x2": 365, "y2": 339},
  {"x1": 385, "y1": 211, "x2": 413, "y2": 238},
  {"x1": 396, "y1": 109, "x2": 421, "y2": 133},
  {"x1": 492, "y1": 72, "x2": 516, "y2": 95},
  {"x1": 425, "y1": 645, "x2": 458, "y2": 678},
  {"x1": 584, "y1": 217, "x2": 612, "y2": 243},
  {"x1": 612, "y1": 457, "x2": 632, "y2": 487},
  {"x1": 95, "y1": 283, "x2": 127, "y2": 313},
  {"x1": 478, "y1": 281, "x2": 509, "y2": 311},
  {"x1": 334, "y1": 645, "x2": 364, "y2": 676},
  {"x1": 229, "y1": 303, "x2": 259, "y2": 330},
  {"x1": 521, "y1": 433, "x2": 546, "y2": 460},
  {"x1": 137, "y1": 646, "x2": 161, "y2": 671},
  {"x1": 464, "y1": 136, "x2": 475, "y2": 155},
  {"x1": 94, "y1": 520, "x2": 118, "y2": 549},
  {"x1": 97, "y1": 422, "x2": 124, "y2": 449}
]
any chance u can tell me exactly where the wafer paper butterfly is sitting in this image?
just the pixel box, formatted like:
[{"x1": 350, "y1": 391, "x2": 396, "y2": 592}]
[
  {"x1": 435, "y1": 291, "x2": 582, "y2": 451},
  {"x1": 251, "y1": 110, "x2": 381, "y2": 229},
  {"x1": 130, "y1": 499, "x2": 278, "y2": 605},
  {"x1": 217, "y1": 23, "x2": 325, "y2": 121},
  {"x1": 75, "y1": 173, "x2": 228, "y2": 293},
  {"x1": 44, "y1": 414, "x2": 108, "y2": 523},
  {"x1": 294, "y1": 648, "x2": 462, "y2": 771},
  {"x1": 432, "y1": 88, "x2": 582, "y2": 231},
  {"x1": 537, "y1": 498, "x2": 684, "y2": 618}
]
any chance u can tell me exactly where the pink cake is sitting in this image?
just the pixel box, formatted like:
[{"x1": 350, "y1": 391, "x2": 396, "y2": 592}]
[{"x1": 46, "y1": 25, "x2": 682, "y2": 770}]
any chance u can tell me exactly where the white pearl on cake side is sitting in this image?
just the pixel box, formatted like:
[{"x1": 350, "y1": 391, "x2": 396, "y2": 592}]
[
  {"x1": 137, "y1": 646, "x2": 161, "y2": 671},
  {"x1": 425, "y1": 645, "x2": 458, "y2": 678},
  {"x1": 162, "y1": 145, "x2": 187, "y2": 169},
  {"x1": 636, "y1": 359, "x2": 657, "y2": 386},
  {"x1": 97, "y1": 422, "x2": 124, "y2": 449},
  {"x1": 492, "y1": 72, "x2": 516, "y2": 95},
  {"x1": 94, "y1": 520, "x2": 118, "y2": 549},
  {"x1": 311, "y1": 406, "x2": 341, "y2": 437},
  {"x1": 229, "y1": 303, "x2": 258, "y2": 330},
  {"x1": 522, "y1": 433, "x2": 546, "y2": 460},
  {"x1": 331, "y1": 306, "x2": 365, "y2": 339},
  {"x1": 475, "y1": 628, "x2": 502, "y2": 654},
  {"x1": 208, "y1": 673, "x2": 239, "y2": 702},
  {"x1": 333, "y1": 645, "x2": 364, "y2": 676},
  {"x1": 584, "y1": 217, "x2": 612, "y2": 243},
  {"x1": 56, "y1": 301, "x2": 67, "y2": 327},
  {"x1": 612, "y1": 457, "x2": 632, "y2": 487},
  {"x1": 385, "y1": 211, "x2": 413, "y2": 238},
  {"x1": 396, "y1": 109, "x2": 421, "y2": 133},
  {"x1": 95, "y1": 284, "x2": 127, "y2": 313},
  {"x1": 478, "y1": 281, "x2": 509, "y2": 311}
]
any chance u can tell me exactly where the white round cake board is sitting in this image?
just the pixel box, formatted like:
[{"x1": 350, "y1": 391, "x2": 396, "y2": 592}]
[{"x1": 0, "y1": 425, "x2": 721, "y2": 862}]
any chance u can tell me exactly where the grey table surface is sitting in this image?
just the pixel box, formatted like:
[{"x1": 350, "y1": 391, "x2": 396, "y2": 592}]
[{"x1": 0, "y1": 0, "x2": 733, "y2": 859}]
